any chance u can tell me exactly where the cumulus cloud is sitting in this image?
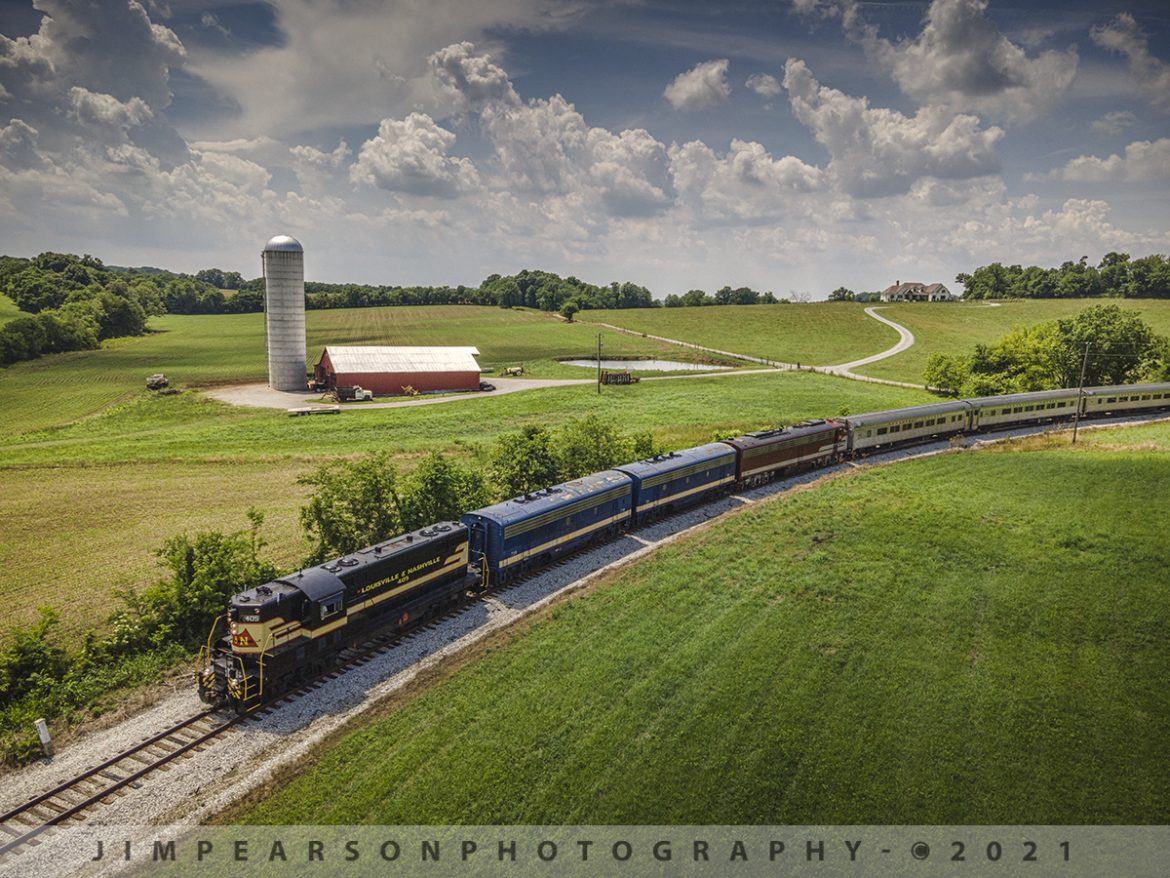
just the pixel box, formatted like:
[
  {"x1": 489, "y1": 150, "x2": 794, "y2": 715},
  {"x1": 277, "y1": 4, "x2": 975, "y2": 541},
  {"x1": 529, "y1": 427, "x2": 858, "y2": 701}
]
[
  {"x1": 428, "y1": 40, "x2": 520, "y2": 110},
  {"x1": 745, "y1": 73, "x2": 782, "y2": 100},
  {"x1": 67, "y1": 87, "x2": 153, "y2": 134},
  {"x1": 1090, "y1": 110, "x2": 1137, "y2": 135},
  {"x1": 187, "y1": 0, "x2": 580, "y2": 139},
  {"x1": 1030, "y1": 138, "x2": 1170, "y2": 183},
  {"x1": 828, "y1": 0, "x2": 1077, "y2": 120},
  {"x1": 431, "y1": 42, "x2": 674, "y2": 216},
  {"x1": 664, "y1": 59, "x2": 731, "y2": 110},
  {"x1": 783, "y1": 59, "x2": 1003, "y2": 198},
  {"x1": 0, "y1": 0, "x2": 185, "y2": 114},
  {"x1": 670, "y1": 138, "x2": 823, "y2": 221},
  {"x1": 350, "y1": 113, "x2": 479, "y2": 197},
  {"x1": 584, "y1": 127, "x2": 674, "y2": 216},
  {"x1": 1091, "y1": 13, "x2": 1170, "y2": 113}
]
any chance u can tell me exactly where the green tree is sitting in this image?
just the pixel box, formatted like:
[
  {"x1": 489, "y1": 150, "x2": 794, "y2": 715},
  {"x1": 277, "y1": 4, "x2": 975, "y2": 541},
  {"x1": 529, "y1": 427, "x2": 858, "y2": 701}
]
[
  {"x1": 103, "y1": 511, "x2": 277, "y2": 653},
  {"x1": 1050, "y1": 303, "x2": 1165, "y2": 387},
  {"x1": 555, "y1": 414, "x2": 635, "y2": 480},
  {"x1": 299, "y1": 454, "x2": 404, "y2": 564},
  {"x1": 399, "y1": 452, "x2": 490, "y2": 530},
  {"x1": 0, "y1": 609, "x2": 68, "y2": 706},
  {"x1": 923, "y1": 353, "x2": 969, "y2": 396},
  {"x1": 828, "y1": 286, "x2": 855, "y2": 302},
  {"x1": 560, "y1": 300, "x2": 580, "y2": 322},
  {"x1": 492, "y1": 425, "x2": 560, "y2": 496}
]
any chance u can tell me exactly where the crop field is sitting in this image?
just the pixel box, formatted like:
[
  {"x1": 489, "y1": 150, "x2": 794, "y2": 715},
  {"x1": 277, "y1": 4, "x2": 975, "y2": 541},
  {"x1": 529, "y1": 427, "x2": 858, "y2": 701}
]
[
  {"x1": 0, "y1": 371, "x2": 932, "y2": 635},
  {"x1": 578, "y1": 303, "x2": 897, "y2": 366},
  {"x1": 0, "y1": 305, "x2": 733, "y2": 437},
  {"x1": 856, "y1": 299, "x2": 1170, "y2": 384},
  {"x1": 239, "y1": 431, "x2": 1170, "y2": 824}
]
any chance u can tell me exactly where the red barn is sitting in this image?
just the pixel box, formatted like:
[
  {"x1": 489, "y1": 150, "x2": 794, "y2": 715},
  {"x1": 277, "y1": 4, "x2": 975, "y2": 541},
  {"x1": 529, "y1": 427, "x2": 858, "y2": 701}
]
[{"x1": 314, "y1": 346, "x2": 481, "y2": 396}]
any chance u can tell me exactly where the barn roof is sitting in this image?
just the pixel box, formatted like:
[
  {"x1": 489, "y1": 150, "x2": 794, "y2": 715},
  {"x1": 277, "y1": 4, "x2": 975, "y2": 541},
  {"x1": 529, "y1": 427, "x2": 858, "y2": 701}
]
[{"x1": 320, "y1": 346, "x2": 480, "y2": 373}]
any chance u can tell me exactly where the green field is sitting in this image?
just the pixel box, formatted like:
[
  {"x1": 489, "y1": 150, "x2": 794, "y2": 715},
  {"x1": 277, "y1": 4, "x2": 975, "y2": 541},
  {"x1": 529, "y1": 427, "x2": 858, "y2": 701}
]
[
  {"x1": 857, "y1": 299, "x2": 1170, "y2": 383},
  {"x1": 0, "y1": 305, "x2": 740, "y2": 437},
  {"x1": 239, "y1": 433, "x2": 1170, "y2": 824},
  {"x1": 0, "y1": 293, "x2": 20, "y2": 324},
  {"x1": 1, "y1": 366, "x2": 931, "y2": 636},
  {"x1": 579, "y1": 303, "x2": 897, "y2": 366}
]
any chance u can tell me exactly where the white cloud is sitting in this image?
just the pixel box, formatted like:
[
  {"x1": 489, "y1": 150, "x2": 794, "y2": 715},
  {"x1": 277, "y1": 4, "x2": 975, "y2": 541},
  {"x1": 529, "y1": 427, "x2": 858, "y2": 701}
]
[
  {"x1": 432, "y1": 43, "x2": 674, "y2": 216},
  {"x1": 1090, "y1": 110, "x2": 1137, "y2": 135},
  {"x1": 745, "y1": 73, "x2": 782, "y2": 99},
  {"x1": 67, "y1": 87, "x2": 153, "y2": 135},
  {"x1": 782, "y1": 59, "x2": 1003, "y2": 198},
  {"x1": 350, "y1": 113, "x2": 479, "y2": 198},
  {"x1": 1031, "y1": 138, "x2": 1170, "y2": 183},
  {"x1": 186, "y1": 0, "x2": 582, "y2": 139},
  {"x1": 585, "y1": 127, "x2": 674, "y2": 217},
  {"x1": 664, "y1": 59, "x2": 731, "y2": 110},
  {"x1": 0, "y1": 0, "x2": 185, "y2": 114},
  {"x1": 834, "y1": 0, "x2": 1077, "y2": 121},
  {"x1": 428, "y1": 40, "x2": 520, "y2": 110},
  {"x1": 1091, "y1": 13, "x2": 1170, "y2": 113},
  {"x1": 670, "y1": 138, "x2": 823, "y2": 221}
]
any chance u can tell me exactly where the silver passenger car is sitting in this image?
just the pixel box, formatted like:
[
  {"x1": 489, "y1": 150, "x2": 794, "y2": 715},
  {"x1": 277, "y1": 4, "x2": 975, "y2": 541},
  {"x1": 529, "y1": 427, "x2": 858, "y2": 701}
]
[
  {"x1": 844, "y1": 401, "x2": 972, "y2": 453},
  {"x1": 966, "y1": 387, "x2": 1082, "y2": 430},
  {"x1": 1082, "y1": 383, "x2": 1170, "y2": 417}
]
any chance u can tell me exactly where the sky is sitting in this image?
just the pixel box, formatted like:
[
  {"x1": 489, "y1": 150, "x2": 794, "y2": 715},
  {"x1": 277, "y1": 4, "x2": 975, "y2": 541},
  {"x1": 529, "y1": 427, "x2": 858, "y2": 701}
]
[{"x1": 1, "y1": 0, "x2": 1168, "y2": 298}]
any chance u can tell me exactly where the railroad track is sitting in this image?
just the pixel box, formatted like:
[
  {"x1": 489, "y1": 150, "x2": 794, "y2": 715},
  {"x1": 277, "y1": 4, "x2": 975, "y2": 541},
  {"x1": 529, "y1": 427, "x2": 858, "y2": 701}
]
[
  {"x1": 0, "y1": 709, "x2": 241, "y2": 859},
  {"x1": 0, "y1": 612, "x2": 463, "y2": 863}
]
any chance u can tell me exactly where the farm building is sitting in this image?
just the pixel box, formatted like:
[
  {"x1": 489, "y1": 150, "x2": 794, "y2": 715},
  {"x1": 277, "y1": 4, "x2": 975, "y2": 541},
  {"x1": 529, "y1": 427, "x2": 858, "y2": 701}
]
[
  {"x1": 314, "y1": 346, "x2": 481, "y2": 396},
  {"x1": 879, "y1": 281, "x2": 956, "y2": 302}
]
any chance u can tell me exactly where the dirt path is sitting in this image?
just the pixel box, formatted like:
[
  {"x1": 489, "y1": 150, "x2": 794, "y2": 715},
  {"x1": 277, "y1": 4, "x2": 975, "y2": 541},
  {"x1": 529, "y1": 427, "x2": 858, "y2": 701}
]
[
  {"x1": 821, "y1": 307, "x2": 921, "y2": 388},
  {"x1": 586, "y1": 307, "x2": 925, "y2": 389},
  {"x1": 202, "y1": 376, "x2": 593, "y2": 410}
]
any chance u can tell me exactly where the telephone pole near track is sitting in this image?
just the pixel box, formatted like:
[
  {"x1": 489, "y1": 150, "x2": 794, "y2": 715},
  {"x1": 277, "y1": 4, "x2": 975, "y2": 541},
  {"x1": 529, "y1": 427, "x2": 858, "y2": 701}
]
[
  {"x1": 1071, "y1": 341, "x2": 1091, "y2": 444},
  {"x1": 597, "y1": 332, "x2": 602, "y2": 395}
]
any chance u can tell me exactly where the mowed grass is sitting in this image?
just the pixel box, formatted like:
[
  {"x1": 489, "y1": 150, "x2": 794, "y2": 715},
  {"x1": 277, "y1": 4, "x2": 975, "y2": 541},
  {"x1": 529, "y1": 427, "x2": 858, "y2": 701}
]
[
  {"x1": 4, "y1": 371, "x2": 929, "y2": 468},
  {"x1": 0, "y1": 293, "x2": 21, "y2": 324},
  {"x1": 1, "y1": 372, "x2": 932, "y2": 636},
  {"x1": 579, "y1": 303, "x2": 897, "y2": 366},
  {"x1": 0, "y1": 305, "x2": 732, "y2": 437},
  {"x1": 857, "y1": 299, "x2": 1170, "y2": 383},
  {"x1": 240, "y1": 436, "x2": 1170, "y2": 824},
  {"x1": 0, "y1": 462, "x2": 313, "y2": 638}
]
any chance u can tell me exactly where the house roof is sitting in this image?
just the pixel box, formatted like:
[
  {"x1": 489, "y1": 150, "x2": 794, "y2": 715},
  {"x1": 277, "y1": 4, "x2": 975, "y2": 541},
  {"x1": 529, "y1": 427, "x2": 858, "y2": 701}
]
[{"x1": 319, "y1": 345, "x2": 480, "y2": 373}]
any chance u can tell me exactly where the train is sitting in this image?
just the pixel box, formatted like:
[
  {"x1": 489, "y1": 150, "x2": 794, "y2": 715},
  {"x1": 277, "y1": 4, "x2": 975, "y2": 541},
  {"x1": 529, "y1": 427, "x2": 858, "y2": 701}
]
[{"x1": 198, "y1": 381, "x2": 1170, "y2": 711}]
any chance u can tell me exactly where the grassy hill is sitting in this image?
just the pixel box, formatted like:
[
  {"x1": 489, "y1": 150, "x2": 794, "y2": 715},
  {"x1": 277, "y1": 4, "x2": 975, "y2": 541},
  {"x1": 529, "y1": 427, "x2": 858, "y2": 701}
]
[
  {"x1": 237, "y1": 427, "x2": 1170, "y2": 824},
  {"x1": 579, "y1": 303, "x2": 897, "y2": 366},
  {"x1": 577, "y1": 299, "x2": 1170, "y2": 385},
  {"x1": 0, "y1": 293, "x2": 21, "y2": 325},
  {"x1": 857, "y1": 299, "x2": 1170, "y2": 384}
]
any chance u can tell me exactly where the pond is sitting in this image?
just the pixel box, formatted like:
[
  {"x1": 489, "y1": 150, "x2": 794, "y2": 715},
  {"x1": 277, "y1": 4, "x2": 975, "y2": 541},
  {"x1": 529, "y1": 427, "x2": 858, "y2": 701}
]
[{"x1": 560, "y1": 359, "x2": 732, "y2": 372}]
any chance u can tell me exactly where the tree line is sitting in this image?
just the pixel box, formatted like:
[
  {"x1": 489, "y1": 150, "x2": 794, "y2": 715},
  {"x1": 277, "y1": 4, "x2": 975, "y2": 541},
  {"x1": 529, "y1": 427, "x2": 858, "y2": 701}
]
[
  {"x1": 0, "y1": 414, "x2": 659, "y2": 763},
  {"x1": 924, "y1": 304, "x2": 1170, "y2": 397},
  {"x1": 956, "y1": 253, "x2": 1170, "y2": 300}
]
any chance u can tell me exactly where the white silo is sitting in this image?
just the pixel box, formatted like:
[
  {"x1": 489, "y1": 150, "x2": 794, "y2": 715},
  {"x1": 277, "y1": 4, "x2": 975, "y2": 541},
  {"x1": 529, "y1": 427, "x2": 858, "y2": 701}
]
[{"x1": 262, "y1": 235, "x2": 307, "y2": 391}]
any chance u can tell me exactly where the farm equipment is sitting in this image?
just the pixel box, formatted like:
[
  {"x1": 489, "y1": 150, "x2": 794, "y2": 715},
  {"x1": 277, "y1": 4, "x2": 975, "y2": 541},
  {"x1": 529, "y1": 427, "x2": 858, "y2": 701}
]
[
  {"x1": 335, "y1": 385, "x2": 374, "y2": 402},
  {"x1": 600, "y1": 370, "x2": 640, "y2": 385},
  {"x1": 502, "y1": 365, "x2": 525, "y2": 376},
  {"x1": 146, "y1": 373, "x2": 169, "y2": 390}
]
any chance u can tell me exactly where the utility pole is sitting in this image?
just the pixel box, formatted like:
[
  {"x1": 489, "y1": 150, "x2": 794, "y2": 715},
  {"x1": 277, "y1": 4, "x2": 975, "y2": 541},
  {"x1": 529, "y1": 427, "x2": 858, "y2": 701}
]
[
  {"x1": 1071, "y1": 341, "x2": 1091, "y2": 444},
  {"x1": 596, "y1": 332, "x2": 602, "y2": 395}
]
